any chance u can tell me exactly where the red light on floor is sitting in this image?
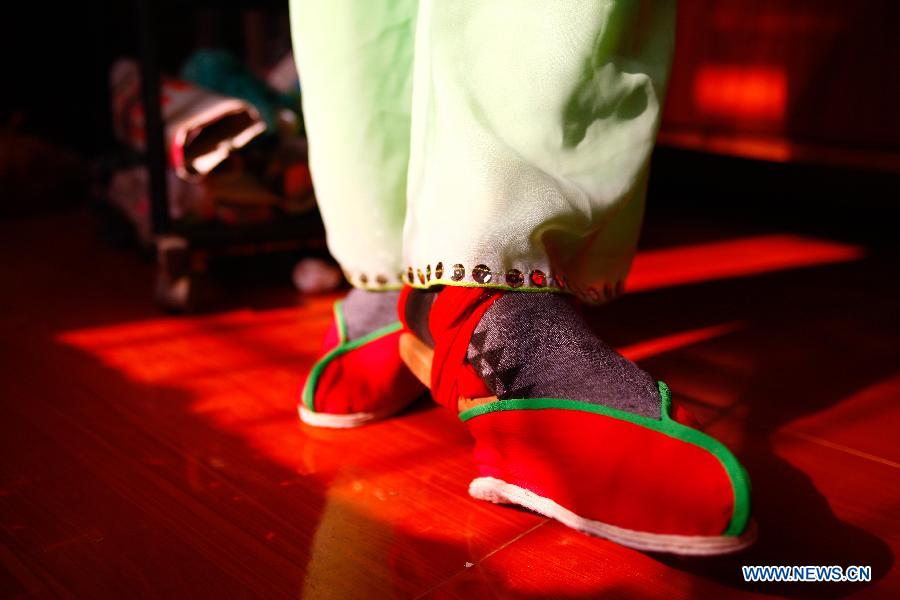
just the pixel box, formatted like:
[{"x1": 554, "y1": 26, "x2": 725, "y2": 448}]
[
  {"x1": 619, "y1": 322, "x2": 744, "y2": 363},
  {"x1": 628, "y1": 234, "x2": 864, "y2": 293},
  {"x1": 693, "y1": 65, "x2": 787, "y2": 122}
]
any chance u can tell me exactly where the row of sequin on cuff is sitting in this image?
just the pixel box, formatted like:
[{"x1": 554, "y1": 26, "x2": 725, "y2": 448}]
[{"x1": 354, "y1": 262, "x2": 623, "y2": 301}]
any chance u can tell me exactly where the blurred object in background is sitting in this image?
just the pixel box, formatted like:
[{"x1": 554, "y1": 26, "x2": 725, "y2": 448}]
[
  {"x1": 103, "y1": 48, "x2": 313, "y2": 251},
  {"x1": 95, "y1": 2, "x2": 333, "y2": 311},
  {"x1": 265, "y1": 51, "x2": 301, "y2": 95},
  {"x1": 661, "y1": 0, "x2": 900, "y2": 172},
  {"x1": 106, "y1": 164, "x2": 214, "y2": 245},
  {"x1": 205, "y1": 169, "x2": 282, "y2": 224},
  {"x1": 266, "y1": 136, "x2": 317, "y2": 214},
  {"x1": 292, "y1": 257, "x2": 344, "y2": 295},
  {"x1": 180, "y1": 49, "x2": 302, "y2": 136},
  {"x1": 110, "y1": 58, "x2": 267, "y2": 181}
]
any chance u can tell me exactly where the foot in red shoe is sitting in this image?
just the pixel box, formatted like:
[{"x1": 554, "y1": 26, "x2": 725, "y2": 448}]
[
  {"x1": 399, "y1": 286, "x2": 755, "y2": 555},
  {"x1": 300, "y1": 289, "x2": 426, "y2": 428}
]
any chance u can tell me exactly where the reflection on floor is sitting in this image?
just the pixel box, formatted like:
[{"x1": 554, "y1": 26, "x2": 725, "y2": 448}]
[{"x1": 0, "y1": 211, "x2": 897, "y2": 598}]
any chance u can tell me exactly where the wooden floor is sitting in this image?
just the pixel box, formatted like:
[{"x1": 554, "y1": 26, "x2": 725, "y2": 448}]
[{"x1": 0, "y1": 211, "x2": 897, "y2": 599}]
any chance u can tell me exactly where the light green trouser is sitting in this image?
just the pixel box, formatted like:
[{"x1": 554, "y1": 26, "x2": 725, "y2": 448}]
[{"x1": 290, "y1": 0, "x2": 675, "y2": 302}]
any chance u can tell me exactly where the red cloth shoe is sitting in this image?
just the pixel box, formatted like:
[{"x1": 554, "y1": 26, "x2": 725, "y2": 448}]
[
  {"x1": 300, "y1": 299, "x2": 425, "y2": 428},
  {"x1": 399, "y1": 286, "x2": 755, "y2": 555}
]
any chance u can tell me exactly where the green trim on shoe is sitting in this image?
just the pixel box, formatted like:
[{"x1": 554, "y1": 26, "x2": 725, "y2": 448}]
[
  {"x1": 333, "y1": 300, "x2": 349, "y2": 341},
  {"x1": 301, "y1": 300, "x2": 403, "y2": 412},
  {"x1": 458, "y1": 381, "x2": 752, "y2": 537}
]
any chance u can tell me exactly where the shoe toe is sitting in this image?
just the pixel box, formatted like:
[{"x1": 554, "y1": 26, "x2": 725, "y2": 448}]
[
  {"x1": 463, "y1": 396, "x2": 751, "y2": 539},
  {"x1": 301, "y1": 326, "x2": 424, "y2": 425}
]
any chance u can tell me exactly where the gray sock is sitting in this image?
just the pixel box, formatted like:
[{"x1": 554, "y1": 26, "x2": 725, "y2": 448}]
[
  {"x1": 466, "y1": 293, "x2": 661, "y2": 418},
  {"x1": 403, "y1": 289, "x2": 439, "y2": 348},
  {"x1": 341, "y1": 288, "x2": 401, "y2": 341}
]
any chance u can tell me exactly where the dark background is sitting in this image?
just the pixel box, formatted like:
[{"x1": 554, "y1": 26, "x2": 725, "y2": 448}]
[{"x1": 2, "y1": 0, "x2": 899, "y2": 245}]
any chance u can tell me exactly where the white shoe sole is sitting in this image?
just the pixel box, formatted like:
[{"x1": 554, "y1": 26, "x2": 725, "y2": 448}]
[
  {"x1": 469, "y1": 476, "x2": 757, "y2": 556},
  {"x1": 298, "y1": 404, "x2": 396, "y2": 429}
]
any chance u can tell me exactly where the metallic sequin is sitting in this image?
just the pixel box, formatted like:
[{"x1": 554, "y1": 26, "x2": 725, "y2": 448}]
[
  {"x1": 451, "y1": 264, "x2": 465, "y2": 281},
  {"x1": 417, "y1": 269, "x2": 426, "y2": 284},
  {"x1": 376, "y1": 274, "x2": 388, "y2": 285},
  {"x1": 425, "y1": 264, "x2": 431, "y2": 281},
  {"x1": 435, "y1": 262, "x2": 444, "y2": 279},
  {"x1": 407, "y1": 267, "x2": 415, "y2": 284},
  {"x1": 472, "y1": 264, "x2": 492, "y2": 284},
  {"x1": 359, "y1": 273, "x2": 368, "y2": 285},
  {"x1": 529, "y1": 270, "x2": 546, "y2": 287},
  {"x1": 505, "y1": 269, "x2": 524, "y2": 288}
]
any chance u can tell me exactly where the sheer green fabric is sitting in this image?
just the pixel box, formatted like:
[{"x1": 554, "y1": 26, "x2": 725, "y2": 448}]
[{"x1": 291, "y1": 0, "x2": 675, "y2": 302}]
